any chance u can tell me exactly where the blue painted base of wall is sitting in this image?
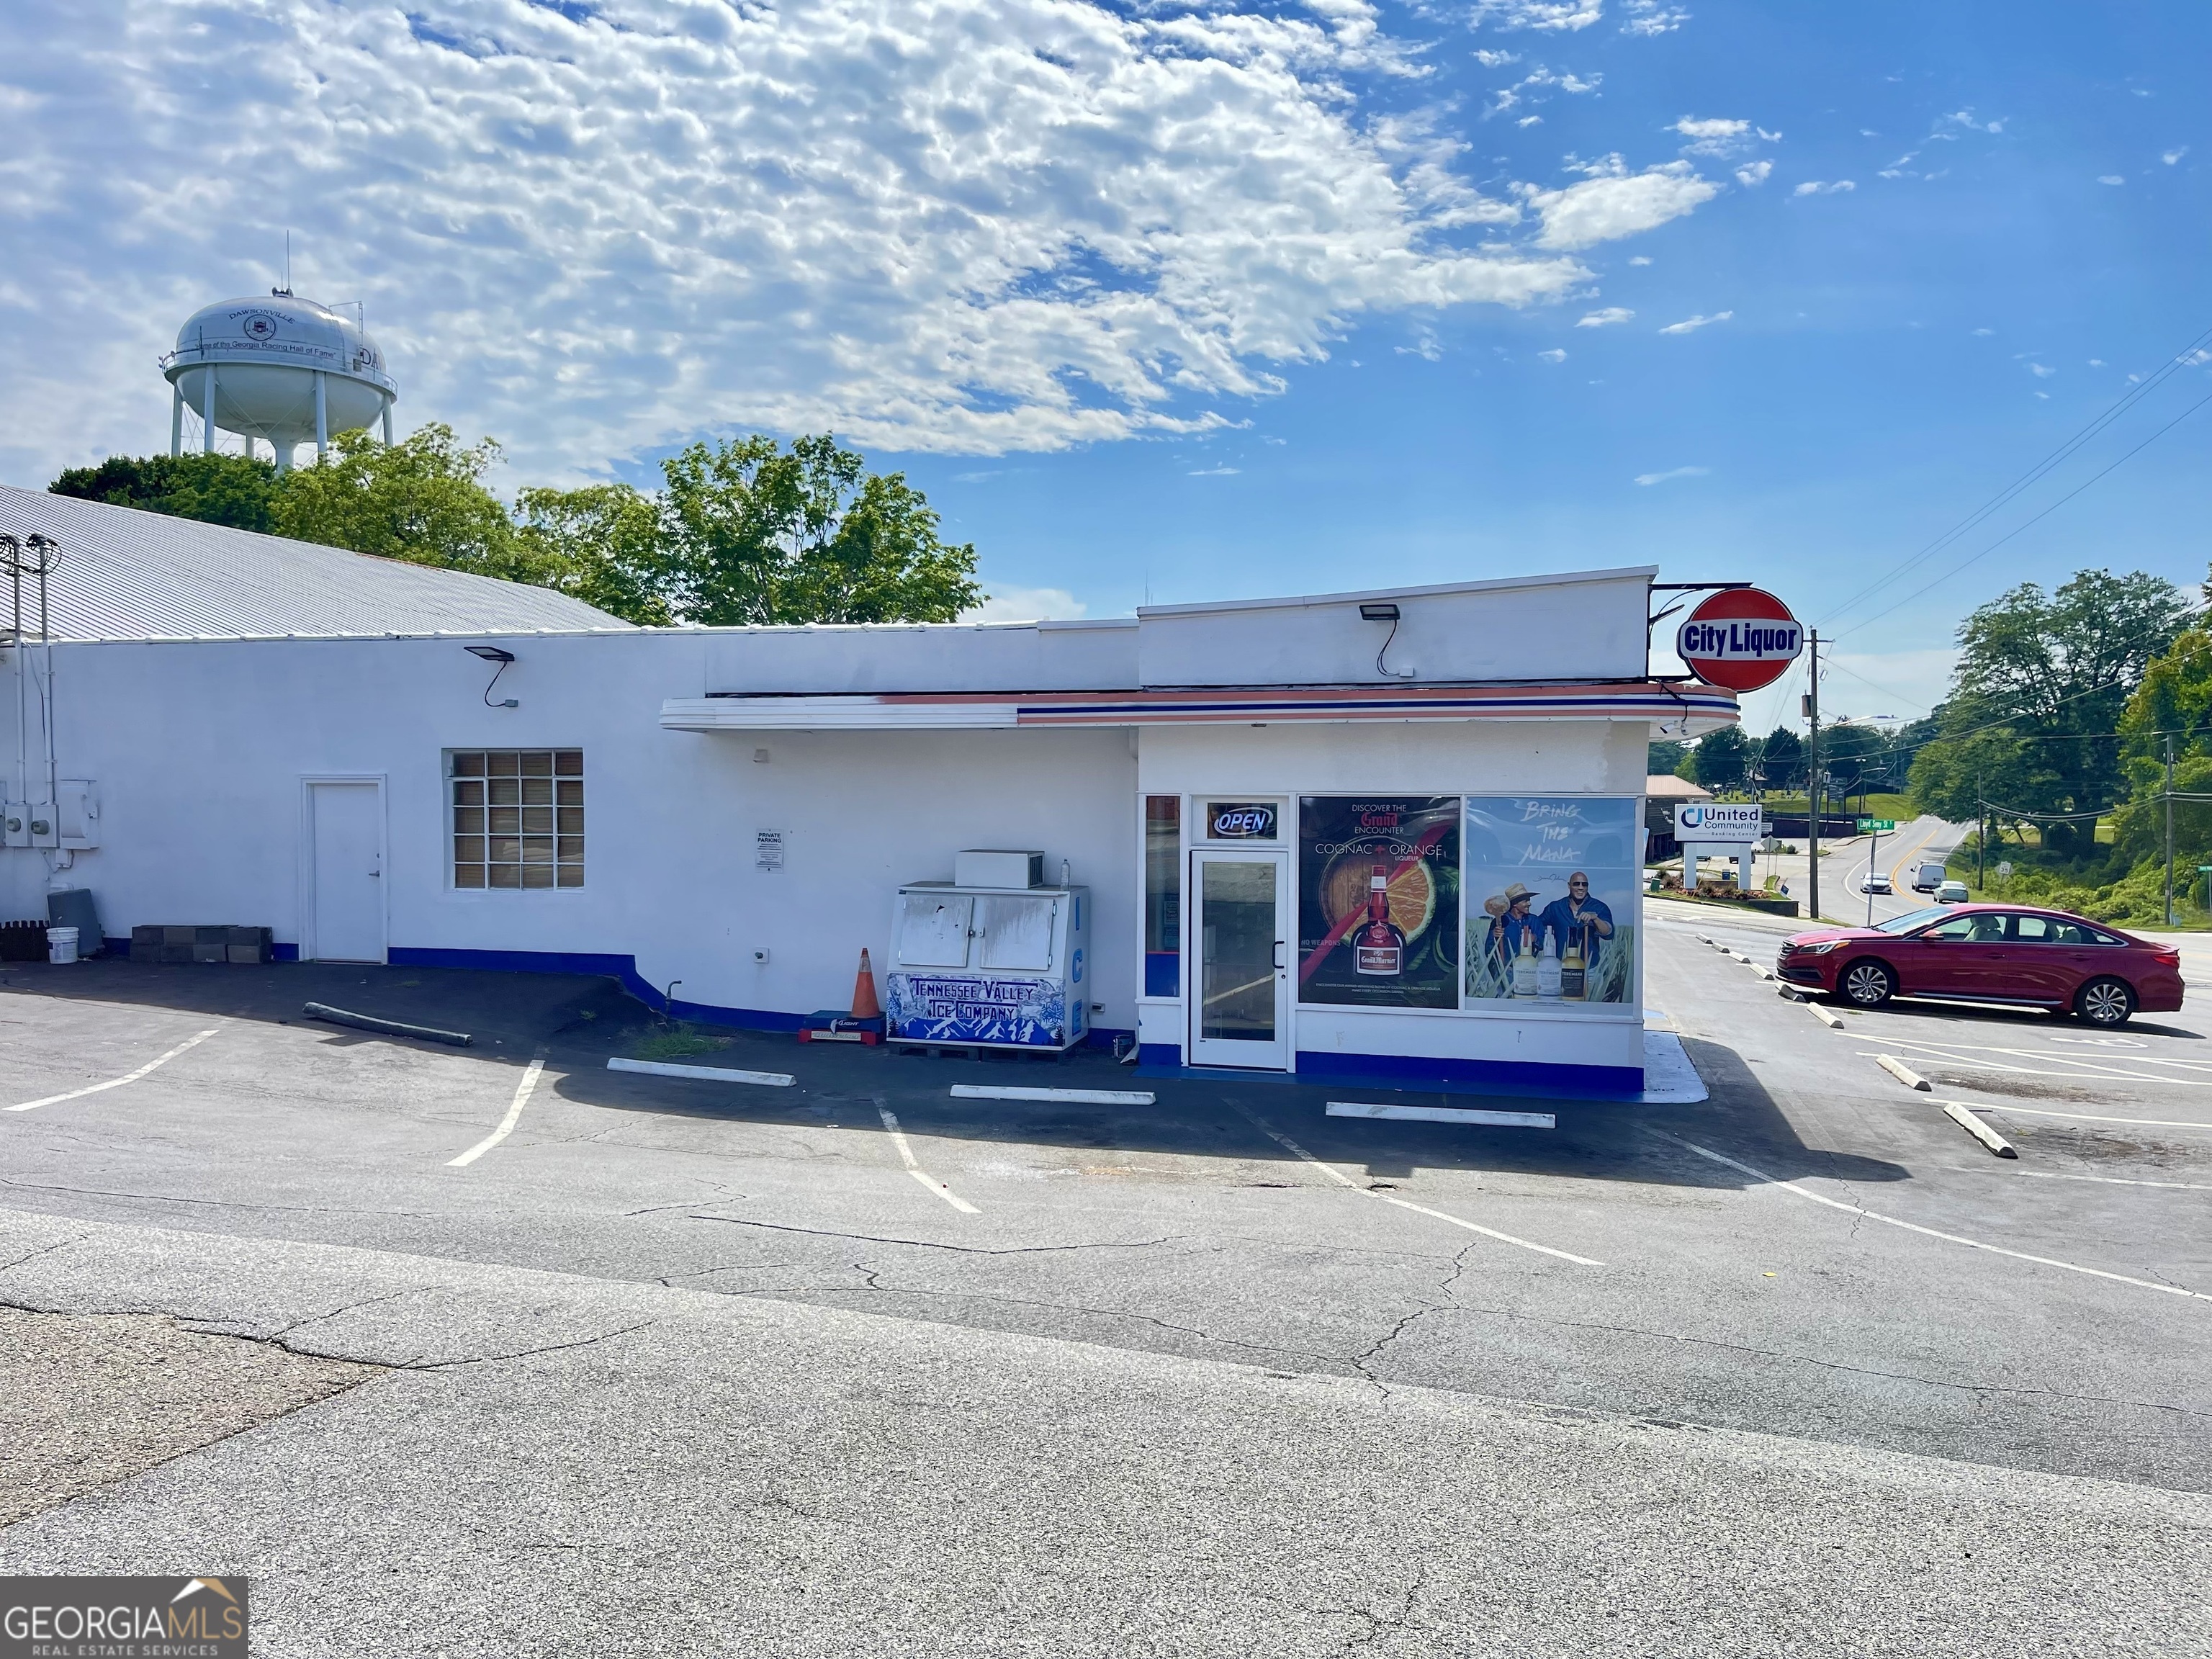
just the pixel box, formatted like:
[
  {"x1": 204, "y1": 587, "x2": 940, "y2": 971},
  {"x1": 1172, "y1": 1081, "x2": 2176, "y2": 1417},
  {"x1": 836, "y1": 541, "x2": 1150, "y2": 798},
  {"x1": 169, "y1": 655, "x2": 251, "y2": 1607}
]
[
  {"x1": 369, "y1": 945, "x2": 1135, "y2": 1048},
  {"x1": 272, "y1": 943, "x2": 299, "y2": 962},
  {"x1": 1133, "y1": 1044, "x2": 1643, "y2": 1101}
]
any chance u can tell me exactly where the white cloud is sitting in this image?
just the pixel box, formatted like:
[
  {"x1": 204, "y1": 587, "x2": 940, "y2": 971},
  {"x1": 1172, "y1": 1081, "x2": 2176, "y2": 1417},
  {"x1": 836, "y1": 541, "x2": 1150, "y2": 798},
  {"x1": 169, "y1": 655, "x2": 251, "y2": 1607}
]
[
  {"x1": 1620, "y1": 1, "x2": 1689, "y2": 34},
  {"x1": 1941, "y1": 109, "x2": 2004, "y2": 134},
  {"x1": 1634, "y1": 464, "x2": 1707, "y2": 485},
  {"x1": 2088, "y1": 359, "x2": 2105, "y2": 367},
  {"x1": 1576, "y1": 306, "x2": 1633, "y2": 326},
  {"x1": 963, "y1": 584, "x2": 1089, "y2": 622},
  {"x1": 1972, "y1": 327, "x2": 1994, "y2": 336},
  {"x1": 1473, "y1": 48, "x2": 1521, "y2": 66},
  {"x1": 1486, "y1": 63, "x2": 1601, "y2": 117},
  {"x1": 2164, "y1": 147, "x2": 2189, "y2": 165},
  {"x1": 1537, "y1": 347, "x2": 1568, "y2": 361},
  {"x1": 1520, "y1": 156, "x2": 1721, "y2": 249},
  {"x1": 1628, "y1": 255, "x2": 1654, "y2": 266},
  {"x1": 1469, "y1": 1, "x2": 1604, "y2": 30},
  {"x1": 1735, "y1": 160, "x2": 1773, "y2": 186},
  {"x1": 1672, "y1": 115, "x2": 1746, "y2": 150},
  {"x1": 0, "y1": 0, "x2": 1599, "y2": 482},
  {"x1": 2029, "y1": 362, "x2": 2056, "y2": 377},
  {"x1": 1658, "y1": 310, "x2": 1731, "y2": 334},
  {"x1": 1187, "y1": 466, "x2": 1241, "y2": 475},
  {"x1": 1518, "y1": 114, "x2": 1544, "y2": 126},
  {"x1": 2097, "y1": 174, "x2": 2126, "y2": 185},
  {"x1": 1792, "y1": 179, "x2": 1856, "y2": 196}
]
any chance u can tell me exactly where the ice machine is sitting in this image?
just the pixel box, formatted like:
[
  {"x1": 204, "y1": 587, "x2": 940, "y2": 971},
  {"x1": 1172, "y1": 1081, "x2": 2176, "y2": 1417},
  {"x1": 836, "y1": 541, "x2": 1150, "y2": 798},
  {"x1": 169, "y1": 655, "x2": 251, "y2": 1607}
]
[{"x1": 886, "y1": 861, "x2": 1090, "y2": 1050}]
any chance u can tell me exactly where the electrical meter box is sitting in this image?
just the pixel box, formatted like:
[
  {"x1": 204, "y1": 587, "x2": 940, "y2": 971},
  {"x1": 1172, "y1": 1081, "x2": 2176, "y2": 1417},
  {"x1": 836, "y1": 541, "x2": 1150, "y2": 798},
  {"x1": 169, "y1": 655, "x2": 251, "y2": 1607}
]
[{"x1": 887, "y1": 877, "x2": 1090, "y2": 1050}]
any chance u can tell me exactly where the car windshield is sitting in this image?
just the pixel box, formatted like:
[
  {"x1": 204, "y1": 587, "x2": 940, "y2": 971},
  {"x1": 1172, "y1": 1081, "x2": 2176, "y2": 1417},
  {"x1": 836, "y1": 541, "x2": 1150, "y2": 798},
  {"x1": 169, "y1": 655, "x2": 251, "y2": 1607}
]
[{"x1": 1873, "y1": 906, "x2": 1951, "y2": 935}]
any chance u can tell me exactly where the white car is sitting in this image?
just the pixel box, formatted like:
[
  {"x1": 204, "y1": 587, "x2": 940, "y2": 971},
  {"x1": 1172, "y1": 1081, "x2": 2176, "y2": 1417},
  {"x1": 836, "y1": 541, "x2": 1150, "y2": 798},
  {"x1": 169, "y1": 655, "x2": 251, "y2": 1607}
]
[
  {"x1": 1936, "y1": 878, "x2": 1969, "y2": 903},
  {"x1": 1861, "y1": 872, "x2": 1893, "y2": 895}
]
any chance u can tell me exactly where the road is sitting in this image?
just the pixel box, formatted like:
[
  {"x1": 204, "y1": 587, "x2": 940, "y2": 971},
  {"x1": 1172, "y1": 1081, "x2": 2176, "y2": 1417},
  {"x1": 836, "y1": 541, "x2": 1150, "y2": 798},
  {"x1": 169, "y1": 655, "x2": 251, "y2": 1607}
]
[
  {"x1": 1743, "y1": 814, "x2": 1969, "y2": 926},
  {"x1": 0, "y1": 945, "x2": 2207, "y2": 1654}
]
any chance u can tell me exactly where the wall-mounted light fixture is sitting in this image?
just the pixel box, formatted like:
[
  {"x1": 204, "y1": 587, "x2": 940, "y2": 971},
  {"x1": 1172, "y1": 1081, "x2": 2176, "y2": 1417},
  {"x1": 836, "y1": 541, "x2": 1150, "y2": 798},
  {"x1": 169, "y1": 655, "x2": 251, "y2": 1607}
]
[
  {"x1": 464, "y1": 644, "x2": 519, "y2": 708},
  {"x1": 1358, "y1": 601, "x2": 1413, "y2": 678}
]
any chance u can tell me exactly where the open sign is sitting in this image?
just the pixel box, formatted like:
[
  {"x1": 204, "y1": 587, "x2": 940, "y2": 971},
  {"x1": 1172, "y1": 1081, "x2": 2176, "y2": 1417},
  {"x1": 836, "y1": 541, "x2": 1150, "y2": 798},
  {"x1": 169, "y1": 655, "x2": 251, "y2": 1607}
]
[{"x1": 1208, "y1": 803, "x2": 1277, "y2": 840}]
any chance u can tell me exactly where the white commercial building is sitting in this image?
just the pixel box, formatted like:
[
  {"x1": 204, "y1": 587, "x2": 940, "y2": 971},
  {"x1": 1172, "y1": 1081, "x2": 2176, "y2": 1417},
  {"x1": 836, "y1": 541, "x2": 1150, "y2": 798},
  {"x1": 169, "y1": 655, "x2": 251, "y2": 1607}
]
[{"x1": 1, "y1": 489, "x2": 1738, "y2": 1096}]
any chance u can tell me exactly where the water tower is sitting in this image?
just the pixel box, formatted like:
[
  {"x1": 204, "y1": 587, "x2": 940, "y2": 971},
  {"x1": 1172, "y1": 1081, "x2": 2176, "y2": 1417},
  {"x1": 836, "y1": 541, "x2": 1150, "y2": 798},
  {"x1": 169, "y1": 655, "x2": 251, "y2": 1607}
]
[{"x1": 161, "y1": 292, "x2": 397, "y2": 472}]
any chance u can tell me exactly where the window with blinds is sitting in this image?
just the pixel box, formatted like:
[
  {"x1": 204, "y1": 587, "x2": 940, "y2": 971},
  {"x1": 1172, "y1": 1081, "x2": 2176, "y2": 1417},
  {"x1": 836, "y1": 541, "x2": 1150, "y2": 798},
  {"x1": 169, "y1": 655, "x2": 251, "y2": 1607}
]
[{"x1": 449, "y1": 750, "x2": 583, "y2": 889}]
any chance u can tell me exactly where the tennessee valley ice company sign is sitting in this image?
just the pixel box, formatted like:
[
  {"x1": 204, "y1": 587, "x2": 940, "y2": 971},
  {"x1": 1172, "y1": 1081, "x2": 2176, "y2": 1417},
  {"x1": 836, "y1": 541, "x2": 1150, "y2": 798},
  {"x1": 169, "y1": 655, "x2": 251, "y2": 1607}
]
[{"x1": 1675, "y1": 588, "x2": 1802, "y2": 693}]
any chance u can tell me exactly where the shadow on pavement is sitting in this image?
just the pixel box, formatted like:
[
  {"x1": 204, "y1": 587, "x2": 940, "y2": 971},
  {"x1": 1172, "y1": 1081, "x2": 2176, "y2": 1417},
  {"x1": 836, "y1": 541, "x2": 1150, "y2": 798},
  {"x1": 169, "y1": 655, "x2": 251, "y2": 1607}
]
[{"x1": 0, "y1": 959, "x2": 1907, "y2": 1192}]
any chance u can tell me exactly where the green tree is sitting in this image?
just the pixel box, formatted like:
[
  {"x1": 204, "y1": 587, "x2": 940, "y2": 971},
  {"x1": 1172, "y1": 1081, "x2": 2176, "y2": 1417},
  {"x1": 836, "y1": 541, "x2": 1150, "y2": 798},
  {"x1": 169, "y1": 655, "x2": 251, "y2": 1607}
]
[
  {"x1": 1755, "y1": 725, "x2": 1802, "y2": 793},
  {"x1": 657, "y1": 433, "x2": 982, "y2": 625},
  {"x1": 1909, "y1": 570, "x2": 2190, "y2": 857},
  {"x1": 49, "y1": 453, "x2": 281, "y2": 534},
  {"x1": 273, "y1": 425, "x2": 523, "y2": 577},
  {"x1": 1647, "y1": 738, "x2": 1687, "y2": 777},
  {"x1": 513, "y1": 483, "x2": 673, "y2": 626},
  {"x1": 1685, "y1": 725, "x2": 1750, "y2": 792}
]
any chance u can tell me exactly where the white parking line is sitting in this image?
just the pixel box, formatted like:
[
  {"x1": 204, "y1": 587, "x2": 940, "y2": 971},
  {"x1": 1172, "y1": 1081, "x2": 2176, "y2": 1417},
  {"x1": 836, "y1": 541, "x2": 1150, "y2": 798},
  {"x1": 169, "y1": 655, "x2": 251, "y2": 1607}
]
[
  {"x1": 876, "y1": 1105, "x2": 980, "y2": 1214},
  {"x1": 1958, "y1": 1167, "x2": 2212, "y2": 1193},
  {"x1": 1929, "y1": 1096, "x2": 2212, "y2": 1132},
  {"x1": 1232, "y1": 1103, "x2": 1602, "y2": 1267},
  {"x1": 1654, "y1": 1130, "x2": 2212, "y2": 1304},
  {"x1": 5, "y1": 1028, "x2": 221, "y2": 1112},
  {"x1": 447, "y1": 1051, "x2": 548, "y2": 1166},
  {"x1": 1874, "y1": 1036, "x2": 2212, "y2": 1088}
]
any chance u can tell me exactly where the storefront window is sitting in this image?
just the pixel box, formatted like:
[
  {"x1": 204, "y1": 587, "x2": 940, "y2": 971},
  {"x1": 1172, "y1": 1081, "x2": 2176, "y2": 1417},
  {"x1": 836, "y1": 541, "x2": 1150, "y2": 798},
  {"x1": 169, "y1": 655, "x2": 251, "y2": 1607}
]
[
  {"x1": 1144, "y1": 796, "x2": 1180, "y2": 996},
  {"x1": 1465, "y1": 797, "x2": 1637, "y2": 1004},
  {"x1": 1296, "y1": 797, "x2": 1460, "y2": 1008}
]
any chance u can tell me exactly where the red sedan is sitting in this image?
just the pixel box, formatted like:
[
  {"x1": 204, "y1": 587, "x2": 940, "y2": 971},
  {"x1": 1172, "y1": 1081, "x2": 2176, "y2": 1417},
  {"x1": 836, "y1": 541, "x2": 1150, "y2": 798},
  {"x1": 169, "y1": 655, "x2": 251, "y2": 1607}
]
[{"x1": 1776, "y1": 903, "x2": 2184, "y2": 1028}]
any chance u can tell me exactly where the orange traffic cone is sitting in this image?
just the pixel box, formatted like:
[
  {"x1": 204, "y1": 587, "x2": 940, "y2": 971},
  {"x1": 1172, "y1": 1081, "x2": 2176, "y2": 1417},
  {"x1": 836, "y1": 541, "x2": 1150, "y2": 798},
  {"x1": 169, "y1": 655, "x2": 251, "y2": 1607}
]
[{"x1": 850, "y1": 948, "x2": 883, "y2": 1021}]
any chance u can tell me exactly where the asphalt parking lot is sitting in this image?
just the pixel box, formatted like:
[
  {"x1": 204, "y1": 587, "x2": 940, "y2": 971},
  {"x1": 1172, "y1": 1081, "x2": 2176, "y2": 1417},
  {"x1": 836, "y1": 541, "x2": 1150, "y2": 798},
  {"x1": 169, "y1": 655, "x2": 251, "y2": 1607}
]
[{"x1": 2, "y1": 920, "x2": 2208, "y2": 1654}]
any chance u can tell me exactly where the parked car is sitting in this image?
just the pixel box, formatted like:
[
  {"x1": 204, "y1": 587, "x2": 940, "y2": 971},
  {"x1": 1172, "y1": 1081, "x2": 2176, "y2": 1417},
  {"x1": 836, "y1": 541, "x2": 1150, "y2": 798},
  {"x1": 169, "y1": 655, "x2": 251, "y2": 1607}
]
[
  {"x1": 1936, "y1": 879, "x2": 1969, "y2": 904},
  {"x1": 1913, "y1": 862, "x2": 1946, "y2": 893},
  {"x1": 1776, "y1": 904, "x2": 2182, "y2": 1027},
  {"x1": 1861, "y1": 872, "x2": 1893, "y2": 895}
]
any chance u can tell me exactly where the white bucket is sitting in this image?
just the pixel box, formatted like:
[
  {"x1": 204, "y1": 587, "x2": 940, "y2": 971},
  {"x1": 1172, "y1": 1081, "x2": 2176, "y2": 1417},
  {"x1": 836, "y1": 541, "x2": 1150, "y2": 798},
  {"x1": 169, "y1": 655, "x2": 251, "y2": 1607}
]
[{"x1": 46, "y1": 925, "x2": 78, "y2": 965}]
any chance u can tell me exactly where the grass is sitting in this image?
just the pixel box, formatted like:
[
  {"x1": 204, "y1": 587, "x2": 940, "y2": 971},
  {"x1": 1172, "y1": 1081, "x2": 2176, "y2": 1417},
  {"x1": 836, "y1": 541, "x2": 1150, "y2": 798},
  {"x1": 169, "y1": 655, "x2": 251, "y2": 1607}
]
[
  {"x1": 626, "y1": 1023, "x2": 734, "y2": 1060},
  {"x1": 1750, "y1": 792, "x2": 1917, "y2": 822}
]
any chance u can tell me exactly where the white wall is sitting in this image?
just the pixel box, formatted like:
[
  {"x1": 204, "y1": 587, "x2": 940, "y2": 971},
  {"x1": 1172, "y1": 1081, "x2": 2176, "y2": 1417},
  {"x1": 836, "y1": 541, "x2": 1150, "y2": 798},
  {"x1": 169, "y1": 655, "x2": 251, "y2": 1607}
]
[
  {"x1": 6, "y1": 633, "x2": 1138, "y2": 1030},
  {"x1": 1136, "y1": 569, "x2": 1655, "y2": 688},
  {"x1": 701, "y1": 618, "x2": 1136, "y2": 695}
]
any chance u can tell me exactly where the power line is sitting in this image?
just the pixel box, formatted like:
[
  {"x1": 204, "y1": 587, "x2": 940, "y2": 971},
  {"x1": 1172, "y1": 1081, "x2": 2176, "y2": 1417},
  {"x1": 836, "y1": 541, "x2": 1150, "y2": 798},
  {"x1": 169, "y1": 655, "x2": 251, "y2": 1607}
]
[
  {"x1": 1833, "y1": 383, "x2": 2212, "y2": 643},
  {"x1": 1818, "y1": 320, "x2": 2212, "y2": 630}
]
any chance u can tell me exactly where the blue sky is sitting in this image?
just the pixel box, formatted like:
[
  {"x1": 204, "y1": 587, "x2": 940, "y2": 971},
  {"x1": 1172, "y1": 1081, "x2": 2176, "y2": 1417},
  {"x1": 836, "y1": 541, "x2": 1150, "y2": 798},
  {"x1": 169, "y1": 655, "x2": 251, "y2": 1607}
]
[{"x1": 4, "y1": 1, "x2": 2206, "y2": 732}]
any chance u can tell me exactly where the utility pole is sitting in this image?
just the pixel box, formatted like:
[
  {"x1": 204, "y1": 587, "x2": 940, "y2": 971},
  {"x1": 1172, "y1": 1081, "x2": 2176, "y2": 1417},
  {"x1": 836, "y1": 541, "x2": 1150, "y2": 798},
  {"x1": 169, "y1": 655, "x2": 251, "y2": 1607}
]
[
  {"x1": 1806, "y1": 631, "x2": 1821, "y2": 924},
  {"x1": 2165, "y1": 734, "x2": 2177, "y2": 927}
]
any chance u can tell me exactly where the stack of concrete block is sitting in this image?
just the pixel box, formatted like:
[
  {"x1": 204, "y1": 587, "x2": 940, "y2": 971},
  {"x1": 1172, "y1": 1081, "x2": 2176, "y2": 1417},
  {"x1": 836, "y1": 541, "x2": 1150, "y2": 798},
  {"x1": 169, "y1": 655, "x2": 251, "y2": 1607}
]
[
  {"x1": 0, "y1": 920, "x2": 47, "y2": 962},
  {"x1": 129, "y1": 925, "x2": 272, "y2": 965}
]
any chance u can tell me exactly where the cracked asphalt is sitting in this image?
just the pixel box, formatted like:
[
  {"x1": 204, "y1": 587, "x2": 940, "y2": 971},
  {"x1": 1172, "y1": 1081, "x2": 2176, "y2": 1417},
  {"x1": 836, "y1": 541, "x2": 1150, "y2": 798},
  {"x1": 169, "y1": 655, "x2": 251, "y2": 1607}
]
[{"x1": 1, "y1": 917, "x2": 2208, "y2": 1655}]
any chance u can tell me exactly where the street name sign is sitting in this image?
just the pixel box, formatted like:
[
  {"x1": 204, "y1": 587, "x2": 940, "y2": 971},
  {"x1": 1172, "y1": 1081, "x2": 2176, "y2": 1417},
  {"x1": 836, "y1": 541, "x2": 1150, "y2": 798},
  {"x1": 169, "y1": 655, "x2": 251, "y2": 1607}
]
[{"x1": 1858, "y1": 818, "x2": 1896, "y2": 833}]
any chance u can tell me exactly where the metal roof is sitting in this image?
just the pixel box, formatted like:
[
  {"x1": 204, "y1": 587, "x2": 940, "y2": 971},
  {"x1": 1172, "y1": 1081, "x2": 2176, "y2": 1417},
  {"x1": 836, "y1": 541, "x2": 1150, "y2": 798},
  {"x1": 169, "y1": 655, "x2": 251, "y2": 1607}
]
[{"x1": 0, "y1": 487, "x2": 631, "y2": 642}]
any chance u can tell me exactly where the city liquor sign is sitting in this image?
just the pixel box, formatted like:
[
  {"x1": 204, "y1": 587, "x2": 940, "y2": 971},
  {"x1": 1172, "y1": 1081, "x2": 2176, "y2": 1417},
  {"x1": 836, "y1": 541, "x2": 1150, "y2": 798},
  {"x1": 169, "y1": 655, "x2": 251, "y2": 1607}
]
[{"x1": 1676, "y1": 588, "x2": 1803, "y2": 693}]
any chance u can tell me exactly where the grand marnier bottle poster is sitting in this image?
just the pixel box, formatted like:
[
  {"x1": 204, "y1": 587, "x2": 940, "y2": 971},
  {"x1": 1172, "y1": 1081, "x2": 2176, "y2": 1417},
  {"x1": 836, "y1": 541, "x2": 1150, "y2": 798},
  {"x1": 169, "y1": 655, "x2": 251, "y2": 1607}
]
[
  {"x1": 1464, "y1": 796, "x2": 1638, "y2": 1004},
  {"x1": 1297, "y1": 797, "x2": 1460, "y2": 1008}
]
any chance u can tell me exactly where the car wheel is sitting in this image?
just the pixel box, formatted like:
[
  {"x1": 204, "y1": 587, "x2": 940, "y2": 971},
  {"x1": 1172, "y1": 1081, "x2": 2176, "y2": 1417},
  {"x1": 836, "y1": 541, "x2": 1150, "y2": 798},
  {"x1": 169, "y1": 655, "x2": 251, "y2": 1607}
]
[
  {"x1": 2074, "y1": 977, "x2": 2136, "y2": 1028},
  {"x1": 1840, "y1": 959, "x2": 1896, "y2": 1007}
]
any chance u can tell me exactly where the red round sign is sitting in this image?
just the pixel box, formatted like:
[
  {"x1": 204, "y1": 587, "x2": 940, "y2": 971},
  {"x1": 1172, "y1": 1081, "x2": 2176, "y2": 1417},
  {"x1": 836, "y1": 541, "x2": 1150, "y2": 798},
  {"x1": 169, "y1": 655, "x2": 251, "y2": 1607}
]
[{"x1": 1674, "y1": 588, "x2": 1802, "y2": 693}]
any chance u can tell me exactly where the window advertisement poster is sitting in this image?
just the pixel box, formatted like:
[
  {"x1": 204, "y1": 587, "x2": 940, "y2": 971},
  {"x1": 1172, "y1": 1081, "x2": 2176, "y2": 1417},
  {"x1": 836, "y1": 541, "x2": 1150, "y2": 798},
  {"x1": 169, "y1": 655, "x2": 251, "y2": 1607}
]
[
  {"x1": 1465, "y1": 797, "x2": 1638, "y2": 1006},
  {"x1": 1298, "y1": 796, "x2": 1460, "y2": 1008}
]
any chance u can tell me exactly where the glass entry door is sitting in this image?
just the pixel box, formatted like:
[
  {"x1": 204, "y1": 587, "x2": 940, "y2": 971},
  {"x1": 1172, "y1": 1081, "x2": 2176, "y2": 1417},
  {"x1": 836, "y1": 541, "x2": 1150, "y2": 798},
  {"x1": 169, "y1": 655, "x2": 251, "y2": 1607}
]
[{"x1": 1188, "y1": 850, "x2": 1290, "y2": 1070}]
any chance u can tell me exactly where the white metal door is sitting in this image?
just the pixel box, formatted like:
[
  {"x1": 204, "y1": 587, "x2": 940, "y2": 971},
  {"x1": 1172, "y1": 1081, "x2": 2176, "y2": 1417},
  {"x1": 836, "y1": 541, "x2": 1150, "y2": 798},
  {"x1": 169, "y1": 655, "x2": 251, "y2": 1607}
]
[
  {"x1": 1188, "y1": 850, "x2": 1290, "y2": 1070},
  {"x1": 307, "y1": 781, "x2": 385, "y2": 963}
]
